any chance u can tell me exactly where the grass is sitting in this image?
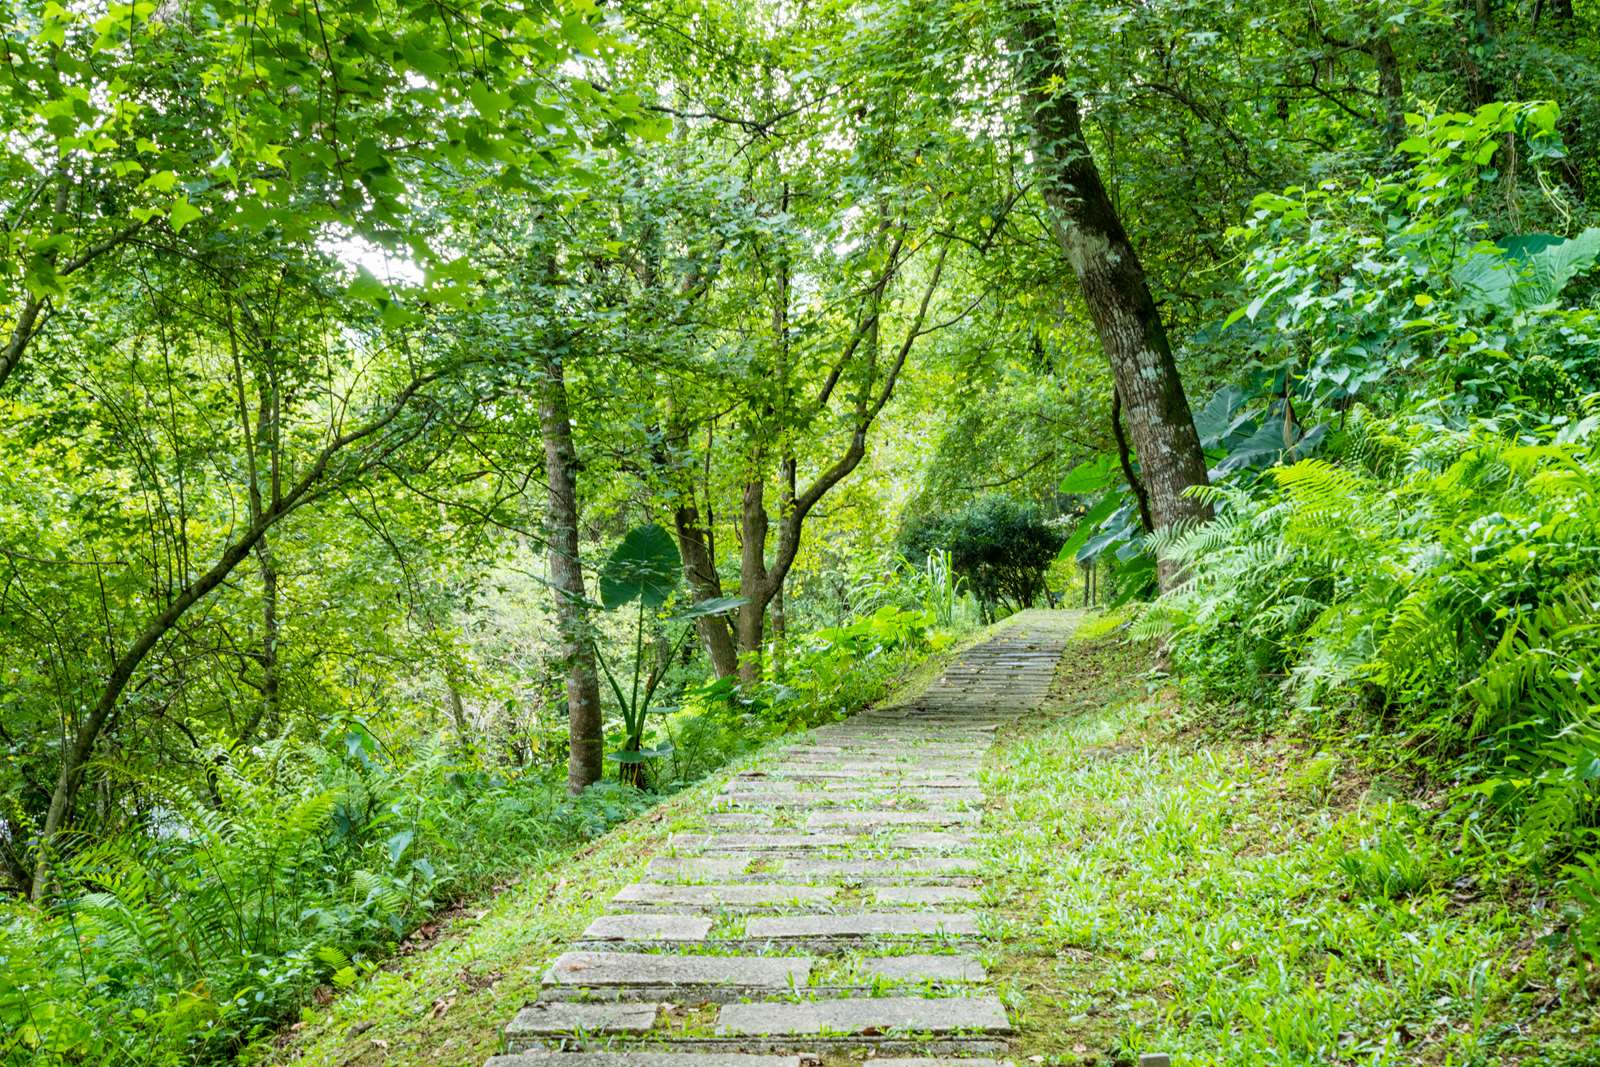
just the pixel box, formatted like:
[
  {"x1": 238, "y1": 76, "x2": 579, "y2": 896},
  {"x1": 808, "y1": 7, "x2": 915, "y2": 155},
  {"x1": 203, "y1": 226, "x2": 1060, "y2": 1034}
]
[{"x1": 983, "y1": 626, "x2": 1600, "y2": 1066}]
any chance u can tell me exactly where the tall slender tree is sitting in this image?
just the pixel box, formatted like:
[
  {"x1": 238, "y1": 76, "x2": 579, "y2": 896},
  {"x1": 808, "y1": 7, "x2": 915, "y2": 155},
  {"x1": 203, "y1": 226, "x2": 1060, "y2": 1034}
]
[
  {"x1": 1010, "y1": 2, "x2": 1212, "y2": 585},
  {"x1": 537, "y1": 347, "x2": 606, "y2": 793}
]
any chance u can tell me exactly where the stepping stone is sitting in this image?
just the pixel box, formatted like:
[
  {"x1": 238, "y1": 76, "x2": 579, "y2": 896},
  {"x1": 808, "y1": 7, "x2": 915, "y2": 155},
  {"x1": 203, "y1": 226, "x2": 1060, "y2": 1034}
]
[
  {"x1": 706, "y1": 812, "x2": 772, "y2": 827},
  {"x1": 876, "y1": 886, "x2": 982, "y2": 905},
  {"x1": 647, "y1": 857, "x2": 751, "y2": 880},
  {"x1": 806, "y1": 810, "x2": 978, "y2": 829},
  {"x1": 892, "y1": 832, "x2": 975, "y2": 851},
  {"x1": 715, "y1": 995, "x2": 1010, "y2": 1036},
  {"x1": 782, "y1": 857, "x2": 981, "y2": 877},
  {"x1": 856, "y1": 1056, "x2": 1009, "y2": 1066},
  {"x1": 506, "y1": 1001, "x2": 660, "y2": 1043},
  {"x1": 671, "y1": 833, "x2": 850, "y2": 851},
  {"x1": 582, "y1": 914, "x2": 710, "y2": 942},
  {"x1": 860, "y1": 954, "x2": 987, "y2": 982},
  {"x1": 489, "y1": 1057, "x2": 803, "y2": 1067},
  {"x1": 545, "y1": 951, "x2": 811, "y2": 989},
  {"x1": 745, "y1": 913, "x2": 978, "y2": 939},
  {"x1": 614, "y1": 883, "x2": 836, "y2": 906}
]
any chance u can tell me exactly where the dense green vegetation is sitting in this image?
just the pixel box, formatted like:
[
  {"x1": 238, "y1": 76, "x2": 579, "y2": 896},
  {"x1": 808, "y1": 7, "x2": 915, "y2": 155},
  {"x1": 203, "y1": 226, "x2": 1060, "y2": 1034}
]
[{"x1": 4, "y1": 0, "x2": 1600, "y2": 1062}]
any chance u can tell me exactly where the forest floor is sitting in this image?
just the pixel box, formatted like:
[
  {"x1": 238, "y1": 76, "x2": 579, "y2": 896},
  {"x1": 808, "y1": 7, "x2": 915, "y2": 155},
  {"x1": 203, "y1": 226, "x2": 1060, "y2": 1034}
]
[{"x1": 261, "y1": 611, "x2": 1600, "y2": 1067}]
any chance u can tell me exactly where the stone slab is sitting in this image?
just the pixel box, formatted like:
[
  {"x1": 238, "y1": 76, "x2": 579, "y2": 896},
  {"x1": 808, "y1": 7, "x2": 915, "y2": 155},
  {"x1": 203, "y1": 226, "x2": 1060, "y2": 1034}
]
[
  {"x1": 582, "y1": 914, "x2": 711, "y2": 942},
  {"x1": 506, "y1": 1001, "x2": 660, "y2": 1038},
  {"x1": 780, "y1": 858, "x2": 980, "y2": 877},
  {"x1": 891, "y1": 832, "x2": 976, "y2": 851},
  {"x1": 875, "y1": 886, "x2": 982, "y2": 905},
  {"x1": 647, "y1": 857, "x2": 751, "y2": 880},
  {"x1": 489, "y1": 1057, "x2": 802, "y2": 1067},
  {"x1": 757, "y1": 773, "x2": 977, "y2": 787},
  {"x1": 545, "y1": 951, "x2": 811, "y2": 989},
  {"x1": 860, "y1": 954, "x2": 987, "y2": 982},
  {"x1": 744, "y1": 913, "x2": 978, "y2": 939},
  {"x1": 614, "y1": 883, "x2": 837, "y2": 906},
  {"x1": 671, "y1": 833, "x2": 850, "y2": 851},
  {"x1": 806, "y1": 810, "x2": 978, "y2": 829},
  {"x1": 715, "y1": 995, "x2": 1010, "y2": 1036},
  {"x1": 705, "y1": 813, "x2": 772, "y2": 827}
]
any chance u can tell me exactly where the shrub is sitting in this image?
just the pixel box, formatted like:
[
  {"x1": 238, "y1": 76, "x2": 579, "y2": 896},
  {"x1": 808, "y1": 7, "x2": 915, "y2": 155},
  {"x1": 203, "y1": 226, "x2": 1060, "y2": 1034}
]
[{"x1": 901, "y1": 495, "x2": 1066, "y2": 621}]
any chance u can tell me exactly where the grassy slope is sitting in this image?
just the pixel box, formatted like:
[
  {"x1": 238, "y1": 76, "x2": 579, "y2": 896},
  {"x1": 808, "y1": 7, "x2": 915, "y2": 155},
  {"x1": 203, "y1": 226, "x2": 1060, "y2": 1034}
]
[
  {"x1": 255, "y1": 615, "x2": 1022, "y2": 1067},
  {"x1": 984, "y1": 623, "x2": 1600, "y2": 1066}
]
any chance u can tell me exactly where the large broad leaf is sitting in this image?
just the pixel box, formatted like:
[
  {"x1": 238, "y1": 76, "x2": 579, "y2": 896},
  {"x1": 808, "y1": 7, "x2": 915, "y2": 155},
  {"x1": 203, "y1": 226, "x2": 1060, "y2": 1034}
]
[
  {"x1": 1528, "y1": 228, "x2": 1600, "y2": 303},
  {"x1": 1191, "y1": 384, "x2": 1247, "y2": 449},
  {"x1": 1214, "y1": 411, "x2": 1302, "y2": 476},
  {"x1": 678, "y1": 595, "x2": 746, "y2": 620},
  {"x1": 1453, "y1": 228, "x2": 1600, "y2": 314},
  {"x1": 1078, "y1": 503, "x2": 1138, "y2": 563},
  {"x1": 1058, "y1": 454, "x2": 1117, "y2": 494},
  {"x1": 1056, "y1": 494, "x2": 1121, "y2": 563},
  {"x1": 1110, "y1": 555, "x2": 1158, "y2": 605},
  {"x1": 599, "y1": 524, "x2": 682, "y2": 610},
  {"x1": 605, "y1": 743, "x2": 674, "y2": 764}
]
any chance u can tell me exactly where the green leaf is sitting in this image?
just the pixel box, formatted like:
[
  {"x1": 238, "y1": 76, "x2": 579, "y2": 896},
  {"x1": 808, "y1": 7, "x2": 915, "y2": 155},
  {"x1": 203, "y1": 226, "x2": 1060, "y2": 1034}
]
[
  {"x1": 599, "y1": 524, "x2": 681, "y2": 611},
  {"x1": 140, "y1": 170, "x2": 178, "y2": 194},
  {"x1": 1058, "y1": 454, "x2": 1116, "y2": 494},
  {"x1": 348, "y1": 268, "x2": 387, "y2": 303},
  {"x1": 168, "y1": 196, "x2": 202, "y2": 233},
  {"x1": 1057, "y1": 494, "x2": 1121, "y2": 563},
  {"x1": 1192, "y1": 385, "x2": 1248, "y2": 449},
  {"x1": 385, "y1": 829, "x2": 414, "y2": 863},
  {"x1": 677, "y1": 595, "x2": 746, "y2": 620}
]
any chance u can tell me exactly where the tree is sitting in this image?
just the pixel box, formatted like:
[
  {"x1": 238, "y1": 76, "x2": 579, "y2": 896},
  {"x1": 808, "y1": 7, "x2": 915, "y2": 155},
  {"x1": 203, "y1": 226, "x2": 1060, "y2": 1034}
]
[
  {"x1": 538, "y1": 348, "x2": 606, "y2": 794},
  {"x1": 1009, "y1": 2, "x2": 1212, "y2": 586}
]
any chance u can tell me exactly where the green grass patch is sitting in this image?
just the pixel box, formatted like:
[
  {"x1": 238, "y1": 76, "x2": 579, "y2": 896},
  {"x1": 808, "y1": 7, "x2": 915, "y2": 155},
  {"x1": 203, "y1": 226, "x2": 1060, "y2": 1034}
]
[{"x1": 983, "y1": 629, "x2": 1600, "y2": 1066}]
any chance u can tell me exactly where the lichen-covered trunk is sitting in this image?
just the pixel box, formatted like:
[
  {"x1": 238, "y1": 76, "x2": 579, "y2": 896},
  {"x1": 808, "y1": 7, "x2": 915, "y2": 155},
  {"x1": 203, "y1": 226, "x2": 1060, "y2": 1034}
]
[
  {"x1": 538, "y1": 353, "x2": 605, "y2": 794},
  {"x1": 1014, "y1": 6, "x2": 1211, "y2": 588}
]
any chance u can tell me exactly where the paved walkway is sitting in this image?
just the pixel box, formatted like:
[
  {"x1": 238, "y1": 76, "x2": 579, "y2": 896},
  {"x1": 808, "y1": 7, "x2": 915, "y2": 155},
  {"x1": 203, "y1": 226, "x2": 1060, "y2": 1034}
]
[{"x1": 486, "y1": 610, "x2": 1075, "y2": 1067}]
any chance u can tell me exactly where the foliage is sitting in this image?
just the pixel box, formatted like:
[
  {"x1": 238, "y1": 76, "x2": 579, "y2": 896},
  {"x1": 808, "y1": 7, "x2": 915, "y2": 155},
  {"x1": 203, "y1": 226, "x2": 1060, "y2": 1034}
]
[
  {"x1": 901, "y1": 496, "x2": 1066, "y2": 620},
  {"x1": 1143, "y1": 101, "x2": 1600, "y2": 946},
  {"x1": 591, "y1": 523, "x2": 740, "y2": 781},
  {"x1": 0, "y1": 732, "x2": 652, "y2": 1066}
]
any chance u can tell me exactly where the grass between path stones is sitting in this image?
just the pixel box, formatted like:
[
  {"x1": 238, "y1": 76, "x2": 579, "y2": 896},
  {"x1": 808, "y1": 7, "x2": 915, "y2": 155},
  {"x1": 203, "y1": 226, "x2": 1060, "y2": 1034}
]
[{"x1": 981, "y1": 625, "x2": 1600, "y2": 1067}]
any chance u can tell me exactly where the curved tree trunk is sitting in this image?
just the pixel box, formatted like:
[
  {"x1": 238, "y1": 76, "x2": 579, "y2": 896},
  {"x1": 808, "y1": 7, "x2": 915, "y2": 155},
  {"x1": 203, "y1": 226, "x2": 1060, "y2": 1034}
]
[
  {"x1": 1012, "y1": 4, "x2": 1211, "y2": 588},
  {"x1": 673, "y1": 502, "x2": 740, "y2": 677},
  {"x1": 538, "y1": 352, "x2": 605, "y2": 794}
]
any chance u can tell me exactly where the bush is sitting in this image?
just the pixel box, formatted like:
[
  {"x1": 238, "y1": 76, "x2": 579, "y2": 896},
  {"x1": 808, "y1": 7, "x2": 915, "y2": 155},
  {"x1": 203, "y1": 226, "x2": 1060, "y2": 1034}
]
[
  {"x1": 1146, "y1": 410, "x2": 1600, "y2": 909},
  {"x1": 0, "y1": 732, "x2": 653, "y2": 1067},
  {"x1": 901, "y1": 495, "x2": 1066, "y2": 621}
]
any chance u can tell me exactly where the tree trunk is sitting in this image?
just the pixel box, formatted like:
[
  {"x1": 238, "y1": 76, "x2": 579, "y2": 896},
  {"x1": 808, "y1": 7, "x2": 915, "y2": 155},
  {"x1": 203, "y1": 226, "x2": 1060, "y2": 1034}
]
[
  {"x1": 1013, "y1": 5, "x2": 1210, "y2": 588},
  {"x1": 537, "y1": 352, "x2": 605, "y2": 794},
  {"x1": 1463, "y1": 0, "x2": 1497, "y2": 107},
  {"x1": 673, "y1": 502, "x2": 740, "y2": 677},
  {"x1": 233, "y1": 538, "x2": 280, "y2": 748},
  {"x1": 735, "y1": 477, "x2": 771, "y2": 685},
  {"x1": 1370, "y1": 30, "x2": 1406, "y2": 149}
]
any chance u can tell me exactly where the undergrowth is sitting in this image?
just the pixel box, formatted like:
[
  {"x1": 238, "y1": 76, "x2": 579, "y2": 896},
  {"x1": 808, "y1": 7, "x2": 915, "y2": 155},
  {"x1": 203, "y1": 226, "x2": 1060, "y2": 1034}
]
[{"x1": 1, "y1": 605, "x2": 966, "y2": 1067}]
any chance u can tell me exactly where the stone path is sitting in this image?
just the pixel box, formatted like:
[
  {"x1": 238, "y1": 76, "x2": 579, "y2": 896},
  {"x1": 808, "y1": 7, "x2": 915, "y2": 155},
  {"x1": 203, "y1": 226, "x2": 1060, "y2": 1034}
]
[{"x1": 486, "y1": 611, "x2": 1074, "y2": 1067}]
